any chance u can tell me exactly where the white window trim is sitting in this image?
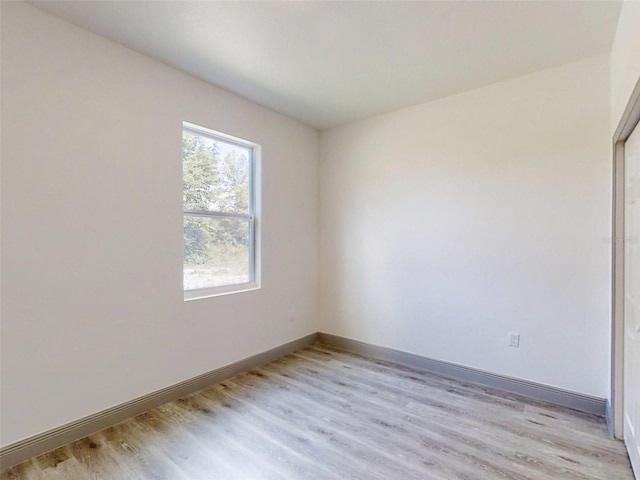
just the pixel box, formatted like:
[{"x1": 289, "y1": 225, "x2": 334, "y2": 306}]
[{"x1": 182, "y1": 122, "x2": 261, "y2": 301}]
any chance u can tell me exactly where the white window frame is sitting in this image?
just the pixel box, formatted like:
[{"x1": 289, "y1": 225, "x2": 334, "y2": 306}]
[{"x1": 183, "y1": 121, "x2": 261, "y2": 301}]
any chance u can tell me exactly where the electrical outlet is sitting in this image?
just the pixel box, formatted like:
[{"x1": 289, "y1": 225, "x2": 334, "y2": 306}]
[{"x1": 509, "y1": 332, "x2": 520, "y2": 348}]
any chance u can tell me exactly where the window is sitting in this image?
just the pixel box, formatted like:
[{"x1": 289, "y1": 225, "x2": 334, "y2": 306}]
[{"x1": 182, "y1": 122, "x2": 259, "y2": 299}]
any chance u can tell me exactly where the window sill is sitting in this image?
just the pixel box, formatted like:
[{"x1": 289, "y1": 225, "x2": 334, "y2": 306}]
[{"x1": 184, "y1": 282, "x2": 260, "y2": 301}]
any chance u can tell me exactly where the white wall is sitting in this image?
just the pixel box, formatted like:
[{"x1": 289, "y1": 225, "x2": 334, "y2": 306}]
[
  {"x1": 611, "y1": 0, "x2": 640, "y2": 133},
  {"x1": 0, "y1": 2, "x2": 318, "y2": 447},
  {"x1": 610, "y1": 0, "x2": 640, "y2": 438},
  {"x1": 319, "y1": 56, "x2": 612, "y2": 398}
]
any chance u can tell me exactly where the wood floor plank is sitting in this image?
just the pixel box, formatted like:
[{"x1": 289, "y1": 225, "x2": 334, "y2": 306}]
[
  {"x1": 1, "y1": 344, "x2": 634, "y2": 479},
  {"x1": 294, "y1": 348, "x2": 629, "y2": 479},
  {"x1": 253, "y1": 356, "x2": 584, "y2": 479}
]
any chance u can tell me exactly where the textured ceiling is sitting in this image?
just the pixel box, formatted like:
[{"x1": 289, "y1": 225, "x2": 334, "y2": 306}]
[{"x1": 30, "y1": 0, "x2": 622, "y2": 129}]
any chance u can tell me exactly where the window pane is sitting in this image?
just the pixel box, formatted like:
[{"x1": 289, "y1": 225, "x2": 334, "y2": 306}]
[
  {"x1": 183, "y1": 215, "x2": 251, "y2": 290},
  {"x1": 182, "y1": 131, "x2": 250, "y2": 214}
]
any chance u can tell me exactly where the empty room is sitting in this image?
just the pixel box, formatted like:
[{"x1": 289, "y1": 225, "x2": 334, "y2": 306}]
[{"x1": 1, "y1": 0, "x2": 639, "y2": 479}]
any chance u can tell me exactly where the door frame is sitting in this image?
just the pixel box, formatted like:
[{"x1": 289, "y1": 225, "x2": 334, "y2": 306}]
[{"x1": 611, "y1": 77, "x2": 640, "y2": 439}]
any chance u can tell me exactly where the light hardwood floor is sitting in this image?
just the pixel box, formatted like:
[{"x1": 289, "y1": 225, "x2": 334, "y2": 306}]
[{"x1": 1, "y1": 344, "x2": 635, "y2": 479}]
